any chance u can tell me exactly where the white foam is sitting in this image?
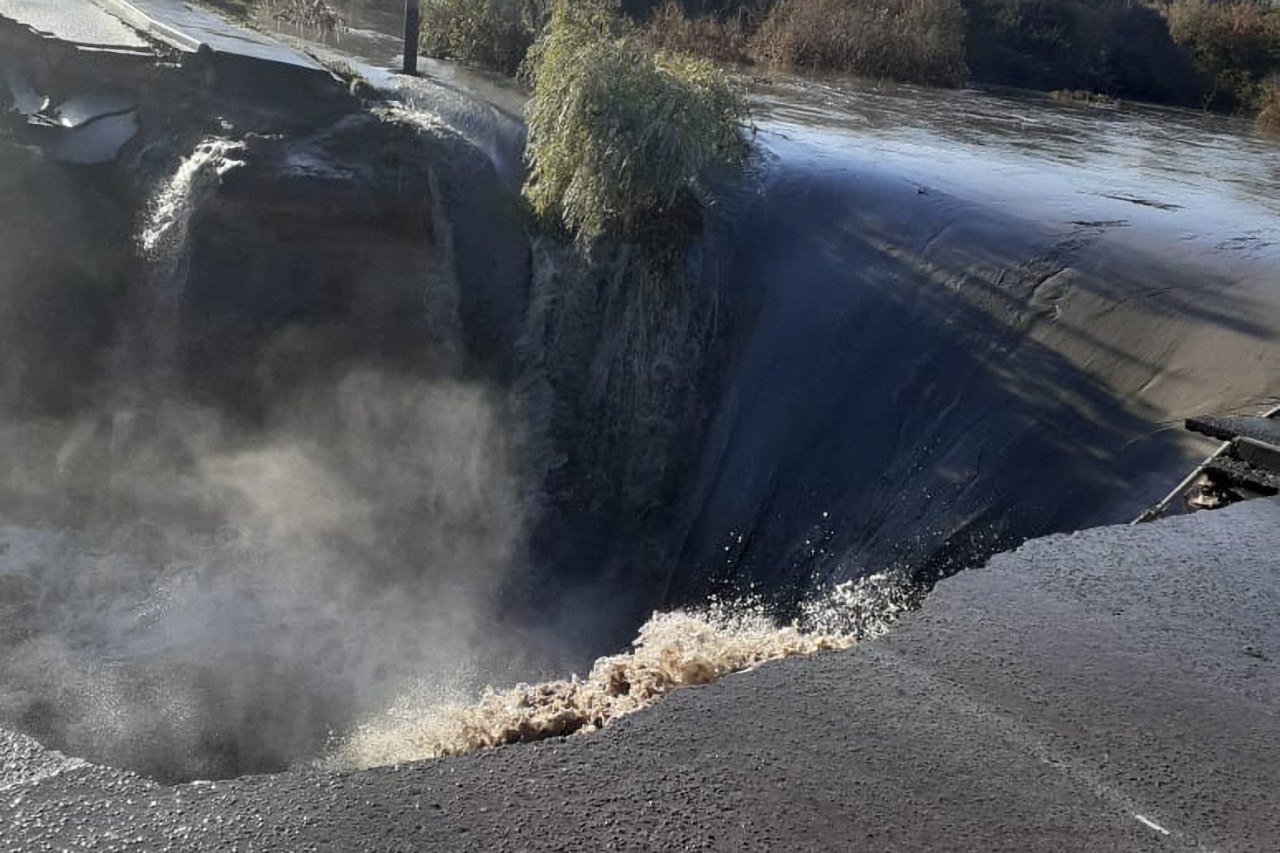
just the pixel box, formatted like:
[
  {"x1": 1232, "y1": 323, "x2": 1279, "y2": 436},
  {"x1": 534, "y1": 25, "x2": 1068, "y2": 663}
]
[
  {"x1": 140, "y1": 139, "x2": 244, "y2": 255},
  {"x1": 325, "y1": 572, "x2": 916, "y2": 770}
]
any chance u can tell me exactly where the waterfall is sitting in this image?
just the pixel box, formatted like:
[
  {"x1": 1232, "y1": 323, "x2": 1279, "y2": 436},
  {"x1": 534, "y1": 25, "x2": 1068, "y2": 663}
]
[
  {"x1": 140, "y1": 139, "x2": 245, "y2": 255},
  {"x1": 131, "y1": 139, "x2": 246, "y2": 400}
]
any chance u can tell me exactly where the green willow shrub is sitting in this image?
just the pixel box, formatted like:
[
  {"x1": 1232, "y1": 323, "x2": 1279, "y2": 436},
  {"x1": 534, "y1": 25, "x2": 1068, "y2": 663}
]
[
  {"x1": 751, "y1": 0, "x2": 968, "y2": 86},
  {"x1": 522, "y1": 0, "x2": 750, "y2": 249},
  {"x1": 419, "y1": 0, "x2": 549, "y2": 74}
]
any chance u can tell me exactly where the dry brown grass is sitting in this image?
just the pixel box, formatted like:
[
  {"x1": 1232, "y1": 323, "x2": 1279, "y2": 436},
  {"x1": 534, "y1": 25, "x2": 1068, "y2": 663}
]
[
  {"x1": 640, "y1": 0, "x2": 968, "y2": 86},
  {"x1": 1051, "y1": 89, "x2": 1121, "y2": 107},
  {"x1": 1167, "y1": 0, "x2": 1275, "y2": 60},
  {"x1": 1166, "y1": 0, "x2": 1280, "y2": 112},
  {"x1": 1258, "y1": 76, "x2": 1280, "y2": 130},
  {"x1": 750, "y1": 0, "x2": 968, "y2": 86},
  {"x1": 643, "y1": 1, "x2": 754, "y2": 65},
  {"x1": 260, "y1": 0, "x2": 346, "y2": 37}
]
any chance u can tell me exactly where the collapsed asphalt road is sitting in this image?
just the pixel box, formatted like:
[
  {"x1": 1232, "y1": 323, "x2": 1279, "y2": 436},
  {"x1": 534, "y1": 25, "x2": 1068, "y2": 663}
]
[
  {"x1": 2, "y1": 498, "x2": 1277, "y2": 852},
  {"x1": 2, "y1": 4, "x2": 1278, "y2": 850}
]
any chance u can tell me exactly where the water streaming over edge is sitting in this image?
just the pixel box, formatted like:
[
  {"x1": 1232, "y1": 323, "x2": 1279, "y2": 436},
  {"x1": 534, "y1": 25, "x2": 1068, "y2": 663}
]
[
  {"x1": 133, "y1": 139, "x2": 247, "y2": 400},
  {"x1": 323, "y1": 571, "x2": 918, "y2": 770},
  {"x1": 3, "y1": 10, "x2": 1280, "y2": 781}
]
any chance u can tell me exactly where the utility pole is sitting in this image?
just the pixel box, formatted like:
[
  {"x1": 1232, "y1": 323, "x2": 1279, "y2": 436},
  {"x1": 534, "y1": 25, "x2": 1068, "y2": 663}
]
[{"x1": 403, "y1": 0, "x2": 420, "y2": 75}]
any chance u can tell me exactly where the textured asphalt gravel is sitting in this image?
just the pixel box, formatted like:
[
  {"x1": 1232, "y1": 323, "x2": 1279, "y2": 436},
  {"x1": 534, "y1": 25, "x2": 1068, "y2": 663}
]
[
  {"x1": 2, "y1": 498, "x2": 1277, "y2": 851},
  {"x1": 0, "y1": 0, "x2": 150, "y2": 51}
]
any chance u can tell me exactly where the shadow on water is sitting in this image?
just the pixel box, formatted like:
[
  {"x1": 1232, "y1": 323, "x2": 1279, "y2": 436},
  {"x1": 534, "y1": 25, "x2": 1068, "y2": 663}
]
[{"x1": 665, "y1": 152, "x2": 1276, "y2": 606}]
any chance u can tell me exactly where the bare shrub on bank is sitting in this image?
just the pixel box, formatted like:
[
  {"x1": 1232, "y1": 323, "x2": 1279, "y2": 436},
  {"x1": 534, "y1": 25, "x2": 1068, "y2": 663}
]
[
  {"x1": 962, "y1": 0, "x2": 1202, "y2": 106},
  {"x1": 418, "y1": 0, "x2": 550, "y2": 74},
  {"x1": 1166, "y1": 0, "x2": 1280, "y2": 112},
  {"x1": 643, "y1": 1, "x2": 755, "y2": 65},
  {"x1": 751, "y1": 0, "x2": 968, "y2": 86},
  {"x1": 260, "y1": 0, "x2": 346, "y2": 37},
  {"x1": 1258, "y1": 76, "x2": 1280, "y2": 130}
]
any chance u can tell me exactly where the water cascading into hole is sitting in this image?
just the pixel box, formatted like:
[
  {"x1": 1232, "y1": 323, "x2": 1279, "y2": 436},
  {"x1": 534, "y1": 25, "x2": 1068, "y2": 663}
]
[
  {"x1": 91, "y1": 138, "x2": 248, "y2": 499},
  {"x1": 133, "y1": 138, "x2": 246, "y2": 402},
  {"x1": 322, "y1": 570, "x2": 919, "y2": 771}
]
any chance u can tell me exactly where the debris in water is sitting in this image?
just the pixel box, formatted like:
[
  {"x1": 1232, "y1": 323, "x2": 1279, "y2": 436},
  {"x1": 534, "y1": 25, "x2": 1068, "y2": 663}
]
[
  {"x1": 324, "y1": 572, "x2": 917, "y2": 770},
  {"x1": 265, "y1": 0, "x2": 347, "y2": 39}
]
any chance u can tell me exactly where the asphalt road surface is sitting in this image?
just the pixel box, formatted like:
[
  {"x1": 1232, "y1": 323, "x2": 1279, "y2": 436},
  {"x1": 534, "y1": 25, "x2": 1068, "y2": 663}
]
[
  {"x1": 1, "y1": 498, "x2": 1276, "y2": 852},
  {"x1": 0, "y1": 0, "x2": 150, "y2": 52},
  {"x1": 0, "y1": 0, "x2": 321, "y2": 67}
]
